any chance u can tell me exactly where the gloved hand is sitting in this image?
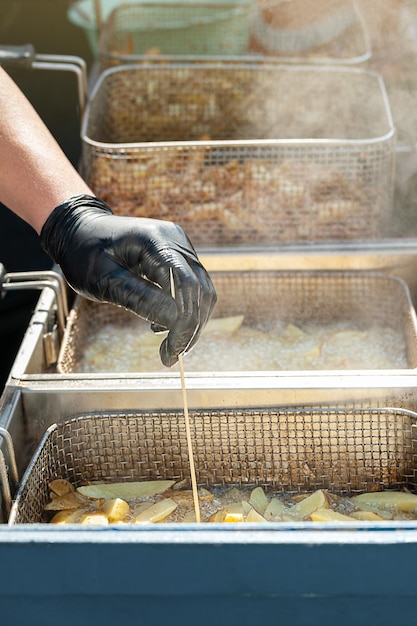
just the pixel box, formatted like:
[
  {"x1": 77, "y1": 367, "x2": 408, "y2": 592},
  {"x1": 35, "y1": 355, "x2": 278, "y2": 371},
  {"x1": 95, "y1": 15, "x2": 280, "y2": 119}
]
[{"x1": 40, "y1": 194, "x2": 217, "y2": 367}]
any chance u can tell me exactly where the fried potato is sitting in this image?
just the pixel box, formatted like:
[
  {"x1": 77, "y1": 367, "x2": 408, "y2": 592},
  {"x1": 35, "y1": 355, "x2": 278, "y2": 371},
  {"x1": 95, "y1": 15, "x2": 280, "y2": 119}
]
[
  {"x1": 44, "y1": 492, "x2": 88, "y2": 511},
  {"x1": 101, "y1": 497, "x2": 130, "y2": 522},
  {"x1": 77, "y1": 480, "x2": 175, "y2": 500},
  {"x1": 132, "y1": 498, "x2": 178, "y2": 523},
  {"x1": 245, "y1": 508, "x2": 267, "y2": 523},
  {"x1": 249, "y1": 487, "x2": 269, "y2": 515},
  {"x1": 290, "y1": 490, "x2": 329, "y2": 520},
  {"x1": 80, "y1": 512, "x2": 109, "y2": 525},
  {"x1": 49, "y1": 479, "x2": 75, "y2": 497},
  {"x1": 264, "y1": 497, "x2": 294, "y2": 521},
  {"x1": 311, "y1": 508, "x2": 357, "y2": 522},
  {"x1": 203, "y1": 315, "x2": 244, "y2": 335},
  {"x1": 350, "y1": 510, "x2": 387, "y2": 521},
  {"x1": 50, "y1": 508, "x2": 90, "y2": 524},
  {"x1": 351, "y1": 491, "x2": 417, "y2": 513},
  {"x1": 224, "y1": 512, "x2": 244, "y2": 522}
]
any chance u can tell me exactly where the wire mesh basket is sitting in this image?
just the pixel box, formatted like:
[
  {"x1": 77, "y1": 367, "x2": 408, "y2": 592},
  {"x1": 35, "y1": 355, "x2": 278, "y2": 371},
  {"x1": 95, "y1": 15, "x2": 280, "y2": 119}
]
[
  {"x1": 97, "y1": 0, "x2": 371, "y2": 70},
  {"x1": 81, "y1": 63, "x2": 396, "y2": 247},
  {"x1": 249, "y1": 0, "x2": 371, "y2": 63},
  {"x1": 98, "y1": 0, "x2": 254, "y2": 67},
  {"x1": 57, "y1": 271, "x2": 417, "y2": 374},
  {"x1": 9, "y1": 406, "x2": 417, "y2": 524}
]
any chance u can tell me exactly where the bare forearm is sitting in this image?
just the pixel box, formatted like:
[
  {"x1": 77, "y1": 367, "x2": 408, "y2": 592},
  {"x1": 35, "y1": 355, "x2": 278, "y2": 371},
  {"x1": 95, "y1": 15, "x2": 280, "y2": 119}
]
[{"x1": 0, "y1": 66, "x2": 91, "y2": 234}]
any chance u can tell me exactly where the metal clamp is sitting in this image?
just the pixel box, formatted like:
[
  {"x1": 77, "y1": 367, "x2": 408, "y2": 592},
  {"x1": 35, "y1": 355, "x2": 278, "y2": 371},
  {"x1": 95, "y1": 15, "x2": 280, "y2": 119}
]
[
  {"x1": 0, "y1": 427, "x2": 19, "y2": 520},
  {"x1": 0, "y1": 44, "x2": 87, "y2": 116}
]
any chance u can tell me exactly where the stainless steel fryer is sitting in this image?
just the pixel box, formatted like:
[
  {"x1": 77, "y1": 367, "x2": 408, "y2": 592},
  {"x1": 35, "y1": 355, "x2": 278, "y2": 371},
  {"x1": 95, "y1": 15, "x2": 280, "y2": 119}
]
[
  {"x1": 8, "y1": 406, "x2": 417, "y2": 525},
  {"x1": 57, "y1": 270, "x2": 417, "y2": 374}
]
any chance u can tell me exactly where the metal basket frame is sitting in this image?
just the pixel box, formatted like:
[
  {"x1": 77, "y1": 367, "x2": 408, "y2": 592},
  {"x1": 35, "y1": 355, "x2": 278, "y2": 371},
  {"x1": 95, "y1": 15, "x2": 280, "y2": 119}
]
[
  {"x1": 57, "y1": 270, "x2": 417, "y2": 374},
  {"x1": 81, "y1": 63, "x2": 396, "y2": 246},
  {"x1": 9, "y1": 406, "x2": 417, "y2": 524}
]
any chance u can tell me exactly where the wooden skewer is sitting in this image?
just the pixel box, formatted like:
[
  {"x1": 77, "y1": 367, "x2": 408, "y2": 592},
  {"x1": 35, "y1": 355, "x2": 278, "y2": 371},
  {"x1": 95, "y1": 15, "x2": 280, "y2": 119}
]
[{"x1": 169, "y1": 269, "x2": 201, "y2": 523}]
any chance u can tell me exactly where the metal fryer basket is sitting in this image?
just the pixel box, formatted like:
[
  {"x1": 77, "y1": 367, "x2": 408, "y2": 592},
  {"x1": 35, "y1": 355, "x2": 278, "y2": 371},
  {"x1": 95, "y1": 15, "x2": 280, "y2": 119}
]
[
  {"x1": 81, "y1": 63, "x2": 395, "y2": 246},
  {"x1": 57, "y1": 270, "x2": 417, "y2": 374},
  {"x1": 98, "y1": 1, "x2": 254, "y2": 67},
  {"x1": 98, "y1": 0, "x2": 371, "y2": 69},
  {"x1": 9, "y1": 406, "x2": 417, "y2": 524}
]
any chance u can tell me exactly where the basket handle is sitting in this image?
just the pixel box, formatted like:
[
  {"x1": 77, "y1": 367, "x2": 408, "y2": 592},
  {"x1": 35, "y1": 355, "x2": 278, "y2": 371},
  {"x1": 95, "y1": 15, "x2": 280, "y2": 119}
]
[
  {"x1": 0, "y1": 427, "x2": 19, "y2": 520},
  {"x1": 0, "y1": 263, "x2": 69, "y2": 335},
  {"x1": 0, "y1": 44, "x2": 36, "y2": 67},
  {"x1": 0, "y1": 44, "x2": 87, "y2": 117}
]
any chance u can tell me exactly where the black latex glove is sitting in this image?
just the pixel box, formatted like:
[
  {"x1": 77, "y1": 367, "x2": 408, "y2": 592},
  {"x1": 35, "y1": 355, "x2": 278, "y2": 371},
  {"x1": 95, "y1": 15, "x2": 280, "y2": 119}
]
[{"x1": 40, "y1": 195, "x2": 217, "y2": 367}]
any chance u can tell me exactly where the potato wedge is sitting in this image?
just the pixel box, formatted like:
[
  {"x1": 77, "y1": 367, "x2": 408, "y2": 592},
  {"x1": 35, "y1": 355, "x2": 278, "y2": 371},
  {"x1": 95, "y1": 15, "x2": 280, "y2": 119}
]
[
  {"x1": 80, "y1": 512, "x2": 109, "y2": 525},
  {"x1": 285, "y1": 324, "x2": 308, "y2": 340},
  {"x1": 245, "y1": 508, "x2": 267, "y2": 523},
  {"x1": 209, "y1": 510, "x2": 226, "y2": 523},
  {"x1": 224, "y1": 512, "x2": 244, "y2": 522},
  {"x1": 311, "y1": 508, "x2": 357, "y2": 522},
  {"x1": 223, "y1": 502, "x2": 245, "y2": 517},
  {"x1": 101, "y1": 497, "x2": 130, "y2": 522},
  {"x1": 44, "y1": 492, "x2": 88, "y2": 511},
  {"x1": 132, "y1": 498, "x2": 178, "y2": 523},
  {"x1": 350, "y1": 510, "x2": 386, "y2": 521},
  {"x1": 241, "y1": 500, "x2": 253, "y2": 516},
  {"x1": 351, "y1": 491, "x2": 417, "y2": 513},
  {"x1": 203, "y1": 315, "x2": 244, "y2": 335},
  {"x1": 169, "y1": 490, "x2": 195, "y2": 508},
  {"x1": 50, "y1": 508, "x2": 89, "y2": 524},
  {"x1": 290, "y1": 490, "x2": 329, "y2": 520},
  {"x1": 249, "y1": 487, "x2": 269, "y2": 515},
  {"x1": 264, "y1": 497, "x2": 292, "y2": 521},
  {"x1": 49, "y1": 479, "x2": 75, "y2": 497},
  {"x1": 131, "y1": 501, "x2": 154, "y2": 518},
  {"x1": 77, "y1": 480, "x2": 175, "y2": 501}
]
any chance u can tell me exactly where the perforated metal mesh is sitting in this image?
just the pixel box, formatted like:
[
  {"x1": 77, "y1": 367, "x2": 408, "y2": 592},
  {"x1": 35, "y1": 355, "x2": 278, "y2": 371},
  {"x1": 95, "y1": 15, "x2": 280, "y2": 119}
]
[
  {"x1": 99, "y1": 1, "x2": 253, "y2": 67},
  {"x1": 97, "y1": 0, "x2": 371, "y2": 69},
  {"x1": 9, "y1": 407, "x2": 417, "y2": 524},
  {"x1": 81, "y1": 64, "x2": 395, "y2": 246},
  {"x1": 57, "y1": 271, "x2": 417, "y2": 374}
]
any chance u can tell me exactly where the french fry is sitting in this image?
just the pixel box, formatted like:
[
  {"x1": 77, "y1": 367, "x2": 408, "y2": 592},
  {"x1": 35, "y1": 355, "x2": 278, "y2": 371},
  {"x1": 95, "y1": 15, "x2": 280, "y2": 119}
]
[{"x1": 77, "y1": 480, "x2": 175, "y2": 501}]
